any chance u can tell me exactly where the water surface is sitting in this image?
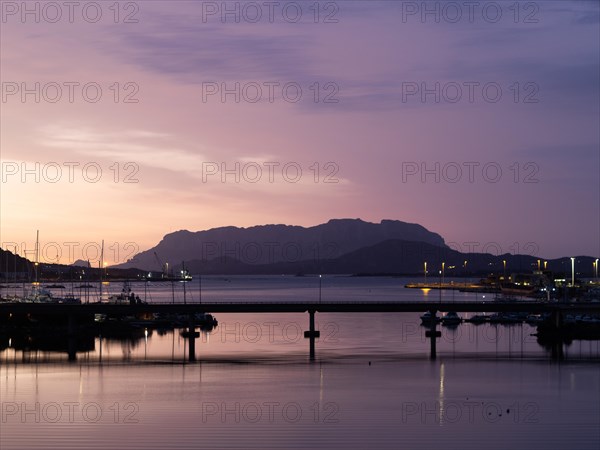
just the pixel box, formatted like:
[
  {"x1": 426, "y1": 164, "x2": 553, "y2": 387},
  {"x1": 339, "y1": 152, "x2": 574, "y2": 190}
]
[{"x1": 1, "y1": 277, "x2": 598, "y2": 449}]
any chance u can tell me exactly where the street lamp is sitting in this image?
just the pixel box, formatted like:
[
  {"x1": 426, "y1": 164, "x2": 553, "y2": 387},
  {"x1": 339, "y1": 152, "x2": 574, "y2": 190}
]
[
  {"x1": 424, "y1": 262, "x2": 427, "y2": 283},
  {"x1": 595, "y1": 259, "x2": 599, "y2": 280},
  {"x1": 319, "y1": 274, "x2": 322, "y2": 304},
  {"x1": 544, "y1": 261, "x2": 547, "y2": 271},
  {"x1": 438, "y1": 270, "x2": 442, "y2": 303},
  {"x1": 503, "y1": 259, "x2": 506, "y2": 278},
  {"x1": 441, "y1": 262, "x2": 445, "y2": 286},
  {"x1": 570, "y1": 257, "x2": 575, "y2": 287},
  {"x1": 537, "y1": 259, "x2": 541, "y2": 271}
]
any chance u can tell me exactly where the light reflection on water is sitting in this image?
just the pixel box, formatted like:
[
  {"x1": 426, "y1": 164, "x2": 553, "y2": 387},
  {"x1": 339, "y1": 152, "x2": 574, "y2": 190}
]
[
  {"x1": 1, "y1": 277, "x2": 599, "y2": 449},
  {"x1": 2, "y1": 313, "x2": 600, "y2": 364},
  {"x1": 1, "y1": 360, "x2": 599, "y2": 449},
  {"x1": 30, "y1": 275, "x2": 489, "y2": 304}
]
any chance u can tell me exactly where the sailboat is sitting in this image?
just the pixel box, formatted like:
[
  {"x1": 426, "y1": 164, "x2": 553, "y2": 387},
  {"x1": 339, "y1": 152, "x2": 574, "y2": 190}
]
[{"x1": 24, "y1": 231, "x2": 81, "y2": 304}]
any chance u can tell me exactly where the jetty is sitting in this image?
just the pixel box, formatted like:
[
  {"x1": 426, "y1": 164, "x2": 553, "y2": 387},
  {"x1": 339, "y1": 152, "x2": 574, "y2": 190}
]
[{"x1": 1, "y1": 300, "x2": 599, "y2": 361}]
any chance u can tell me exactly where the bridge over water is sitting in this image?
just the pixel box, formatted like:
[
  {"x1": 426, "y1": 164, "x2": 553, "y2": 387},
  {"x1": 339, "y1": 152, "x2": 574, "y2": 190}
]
[{"x1": 1, "y1": 301, "x2": 599, "y2": 361}]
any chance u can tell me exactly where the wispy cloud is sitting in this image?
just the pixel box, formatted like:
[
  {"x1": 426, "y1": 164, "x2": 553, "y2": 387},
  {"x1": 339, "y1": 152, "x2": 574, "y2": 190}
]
[{"x1": 38, "y1": 125, "x2": 209, "y2": 175}]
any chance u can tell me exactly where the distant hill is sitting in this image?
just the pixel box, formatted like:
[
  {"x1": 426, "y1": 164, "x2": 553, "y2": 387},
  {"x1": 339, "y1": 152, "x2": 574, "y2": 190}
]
[
  {"x1": 72, "y1": 259, "x2": 91, "y2": 268},
  {"x1": 0, "y1": 248, "x2": 33, "y2": 279},
  {"x1": 115, "y1": 219, "x2": 447, "y2": 271},
  {"x1": 0, "y1": 248, "x2": 144, "y2": 281},
  {"x1": 182, "y1": 239, "x2": 596, "y2": 277}
]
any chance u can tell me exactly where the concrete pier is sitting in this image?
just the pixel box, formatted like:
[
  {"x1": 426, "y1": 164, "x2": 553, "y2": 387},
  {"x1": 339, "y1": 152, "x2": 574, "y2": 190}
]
[
  {"x1": 304, "y1": 310, "x2": 320, "y2": 360},
  {"x1": 67, "y1": 313, "x2": 77, "y2": 362},
  {"x1": 187, "y1": 314, "x2": 199, "y2": 362},
  {"x1": 2, "y1": 300, "x2": 598, "y2": 361},
  {"x1": 424, "y1": 310, "x2": 441, "y2": 360}
]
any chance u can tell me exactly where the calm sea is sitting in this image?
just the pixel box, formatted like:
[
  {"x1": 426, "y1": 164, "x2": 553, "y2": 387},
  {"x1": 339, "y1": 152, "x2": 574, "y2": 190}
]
[{"x1": 1, "y1": 276, "x2": 599, "y2": 449}]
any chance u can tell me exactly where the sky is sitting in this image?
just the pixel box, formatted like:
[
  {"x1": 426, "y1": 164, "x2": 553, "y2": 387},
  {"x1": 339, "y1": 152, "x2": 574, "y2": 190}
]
[{"x1": 0, "y1": 0, "x2": 598, "y2": 265}]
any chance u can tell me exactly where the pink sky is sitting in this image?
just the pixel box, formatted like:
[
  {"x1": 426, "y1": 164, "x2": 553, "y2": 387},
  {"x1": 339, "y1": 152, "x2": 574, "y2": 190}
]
[{"x1": 1, "y1": 1, "x2": 598, "y2": 265}]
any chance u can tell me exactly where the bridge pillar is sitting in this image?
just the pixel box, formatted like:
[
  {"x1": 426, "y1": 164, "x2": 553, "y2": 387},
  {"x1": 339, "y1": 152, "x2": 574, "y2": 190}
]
[
  {"x1": 425, "y1": 310, "x2": 440, "y2": 360},
  {"x1": 547, "y1": 310, "x2": 565, "y2": 361},
  {"x1": 304, "y1": 310, "x2": 320, "y2": 360},
  {"x1": 551, "y1": 341, "x2": 564, "y2": 361},
  {"x1": 552, "y1": 310, "x2": 563, "y2": 329},
  {"x1": 67, "y1": 313, "x2": 77, "y2": 362},
  {"x1": 187, "y1": 314, "x2": 199, "y2": 362}
]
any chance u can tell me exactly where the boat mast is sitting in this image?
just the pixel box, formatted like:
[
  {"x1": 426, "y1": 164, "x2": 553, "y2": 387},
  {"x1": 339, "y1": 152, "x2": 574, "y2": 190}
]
[
  {"x1": 99, "y1": 239, "x2": 104, "y2": 302},
  {"x1": 13, "y1": 245, "x2": 17, "y2": 297},
  {"x1": 182, "y1": 261, "x2": 187, "y2": 305},
  {"x1": 34, "y1": 230, "x2": 39, "y2": 283}
]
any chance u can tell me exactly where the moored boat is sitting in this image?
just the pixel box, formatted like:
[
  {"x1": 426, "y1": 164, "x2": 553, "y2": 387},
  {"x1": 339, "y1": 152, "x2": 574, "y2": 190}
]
[
  {"x1": 441, "y1": 311, "x2": 461, "y2": 325},
  {"x1": 465, "y1": 314, "x2": 488, "y2": 324},
  {"x1": 420, "y1": 311, "x2": 441, "y2": 325}
]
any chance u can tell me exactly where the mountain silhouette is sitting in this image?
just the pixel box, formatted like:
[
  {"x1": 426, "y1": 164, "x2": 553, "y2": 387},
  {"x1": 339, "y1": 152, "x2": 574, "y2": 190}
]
[{"x1": 115, "y1": 218, "x2": 447, "y2": 271}]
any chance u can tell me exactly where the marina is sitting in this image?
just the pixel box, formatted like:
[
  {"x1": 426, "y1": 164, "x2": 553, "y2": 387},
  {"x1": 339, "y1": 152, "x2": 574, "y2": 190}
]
[
  {"x1": 1, "y1": 0, "x2": 598, "y2": 448},
  {"x1": 2, "y1": 277, "x2": 599, "y2": 363},
  {"x1": 2, "y1": 277, "x2": 599, "y2": 450}
]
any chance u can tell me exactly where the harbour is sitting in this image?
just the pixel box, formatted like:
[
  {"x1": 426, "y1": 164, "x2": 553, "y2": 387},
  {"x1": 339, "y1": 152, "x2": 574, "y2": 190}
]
[
  {"x1": 1, "y1": 276, "x2": 599, "y2": 363},
  {"x1": 1, "y1": 1, "x2": 598, "y2": 447},
  {"x1": 1, "y1": 278, "x2": 599, "y2": 450}
]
